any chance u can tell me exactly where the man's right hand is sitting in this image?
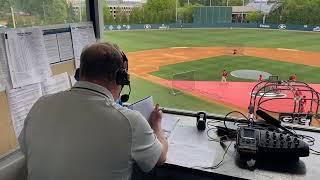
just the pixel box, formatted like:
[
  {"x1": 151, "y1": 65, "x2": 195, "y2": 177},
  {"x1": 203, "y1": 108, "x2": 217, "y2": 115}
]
[
  {"x1": 149, "y1": 104, "x2": 163, "y2": 132},
  {"x1": 148, "y1": 104, "x2": 168, "y2": 165}
]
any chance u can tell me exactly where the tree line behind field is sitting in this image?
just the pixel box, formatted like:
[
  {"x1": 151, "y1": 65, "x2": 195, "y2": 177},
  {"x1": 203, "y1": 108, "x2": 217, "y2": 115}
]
[
  {"x1": 104, "y1": 0, "x2": 249, "y2": 25},
  {"x1": 105, "y1": 0, "x2": 320, "y2": 26},
  {"x1": 0, "y1": 0, "x2": 86, "y2": 27},
  {"x1": 0, "y1": 0, "x2": 319, "y2": 28}
]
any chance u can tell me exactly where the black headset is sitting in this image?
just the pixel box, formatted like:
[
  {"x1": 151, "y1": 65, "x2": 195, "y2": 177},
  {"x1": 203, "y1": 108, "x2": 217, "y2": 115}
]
[
  {"x1": 117, "y1": 52, "x2": 131, "y2": 103},
  {"x1": 74, "y1": 51, "x2": 131, "y2": 103}
]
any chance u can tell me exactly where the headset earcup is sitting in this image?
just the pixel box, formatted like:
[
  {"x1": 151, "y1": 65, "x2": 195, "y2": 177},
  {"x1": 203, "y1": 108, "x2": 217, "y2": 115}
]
[
  {"x1": 116, "y1": 69, "x2": 122, "y2": 85},
  {"x1": 116, "y1": 68, "x2": 130, "y2": 86}
]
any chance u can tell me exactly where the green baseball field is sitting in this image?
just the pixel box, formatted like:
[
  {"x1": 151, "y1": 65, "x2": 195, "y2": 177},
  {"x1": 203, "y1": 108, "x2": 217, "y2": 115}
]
[{"x1": 105, "y1": 28, "x2": 320, "y2": 115}]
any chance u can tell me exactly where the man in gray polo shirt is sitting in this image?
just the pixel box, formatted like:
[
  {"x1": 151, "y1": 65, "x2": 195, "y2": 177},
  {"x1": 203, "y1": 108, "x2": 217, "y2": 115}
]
[{"x1": 18, "y1": 42, "x2": 168, "y2": 180}]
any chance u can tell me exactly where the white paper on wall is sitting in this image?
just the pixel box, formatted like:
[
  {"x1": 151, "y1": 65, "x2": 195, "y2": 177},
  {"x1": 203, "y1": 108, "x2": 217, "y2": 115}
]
[
  {"x1": 57, "y1": 32, "x2": 74, "y2": 61},
  {"x1": 7, "y1": 83, "x2": 42, "y2": 137},
  {"x1": 41, "y1": 72, "x2": 71, "y2": 95},
  {"x1": 43, "y1": 34, "x2": 60, "y2": 64},
  {"x1": 0, "y1": 33, "x2": 11, "y2": 89},
  {"x1": 5, "y1": 28, "x2": 52, "y2": 88},
  {"x1": 70, "y1": 22, "x2": 96, "y2": 68}
]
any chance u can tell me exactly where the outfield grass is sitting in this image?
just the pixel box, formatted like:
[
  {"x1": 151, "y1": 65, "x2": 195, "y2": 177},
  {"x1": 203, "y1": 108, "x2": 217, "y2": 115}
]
[
  {"x1": 151, "y1": 56, "x2": 320, "y2": 83},
  {"x1": 105, "y1": 29, "x2": 320, "y2": 52},
  {"x1": 127, "y1": 75, "x2": 232, "y2": 114}
]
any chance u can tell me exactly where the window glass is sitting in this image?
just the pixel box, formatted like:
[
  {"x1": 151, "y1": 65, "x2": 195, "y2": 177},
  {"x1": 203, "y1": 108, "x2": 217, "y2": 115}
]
[
  {"x1": 0, "y1": 0, "x2": 89, "y2": 156},
  {"x1": 0, "y1": 0, "x2": 87, "y2": 28},
  {"x1": 104, "y1": 0, "x2": 320, "y2": 128}
]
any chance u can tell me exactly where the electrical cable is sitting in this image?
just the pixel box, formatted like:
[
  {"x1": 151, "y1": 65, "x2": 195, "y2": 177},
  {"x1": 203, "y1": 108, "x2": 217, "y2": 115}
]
[
  {"x1": 206, "y1": 120, "x2": 223, "y2": 142},
  {"x1": 204, "y1": 110, "x2": 320, "y2": 171},
  {"x1": 201, "y1": 111, "x2": 250, "y2": 170},
  {"x1": 223, "y1": 111, "x2": 250, "y2": 132},
  {"x1": 310, "y1": 148, "x2": 320, "y2": 155},
  {"x1": 202, "y1": 141, "x2": 233, "y2": 170},
  {"x1": 206, "y1": 111, "x2": 252, "y2": 145},
  {"x1": 192, "y1": 141, "x2": 233, "y2": 170}
]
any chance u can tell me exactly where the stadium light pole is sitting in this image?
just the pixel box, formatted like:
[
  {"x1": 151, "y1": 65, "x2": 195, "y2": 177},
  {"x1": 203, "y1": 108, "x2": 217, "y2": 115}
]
[
  {"x1": 176, "y1": 0, "x2": 178, "y2": 22},
  {"x1": 42, "y1": 1, "x2": 46, "y2": 22},
  {"x1": 79, "y1": 0, "x2": 82, "y2": 22},
  {"x1": 10, "y1": 6, "x2": 16, "y2": 28},
  {"x1": 241, "y1": 0, "x2": 244, "y2": 23}
]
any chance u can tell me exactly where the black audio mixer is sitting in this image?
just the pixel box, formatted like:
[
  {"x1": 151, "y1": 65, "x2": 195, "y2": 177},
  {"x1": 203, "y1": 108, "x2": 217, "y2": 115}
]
[{"x1": 236, "y1": 127, "x2": 309, "y2": 159}]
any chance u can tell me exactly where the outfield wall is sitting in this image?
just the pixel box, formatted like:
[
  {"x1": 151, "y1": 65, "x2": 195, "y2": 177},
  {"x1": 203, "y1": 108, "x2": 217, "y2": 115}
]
[
  {"x1": 193, "y1": 7, "x2": 232, "y2": 24},
  {"x1": 105, "y1": 23, "x2": 320, "y2": 32}
]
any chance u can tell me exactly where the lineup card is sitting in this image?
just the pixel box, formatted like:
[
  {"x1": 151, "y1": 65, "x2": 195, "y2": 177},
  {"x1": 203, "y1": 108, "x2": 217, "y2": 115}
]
[
  {"x1": 5, "y1": 28, "x2": 52, "y2": 88},
  {"x1": 70, "y1": 22, "x2": 96, "y2": 68},
  {"x1": 0, "y1": 33, "x2": 10, "y2": 89},
  {"x1": 7, "y1": 83, "x2": 42, "y2": 137}
]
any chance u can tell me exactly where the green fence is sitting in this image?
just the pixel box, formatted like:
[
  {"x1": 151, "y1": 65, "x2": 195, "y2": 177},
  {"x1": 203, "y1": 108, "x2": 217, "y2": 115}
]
[{"x1": 193, "y1": 6, "x2": 232, "y2": 24}]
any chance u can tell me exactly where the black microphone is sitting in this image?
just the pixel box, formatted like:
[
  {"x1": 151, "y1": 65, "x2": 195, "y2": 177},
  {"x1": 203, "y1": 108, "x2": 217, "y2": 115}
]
[
  {"x1": 256, "y1": 110, "x2": 281, "y2": 127},
  {"x1": 256, "y1": 110, "x2": 295, "y2": 135},
  {"x1": 120, "y1": 84, "x2": 131, "y2": 103},
  {"x1": 196, "y1": 112, "x2": 206, "y2": 131}
]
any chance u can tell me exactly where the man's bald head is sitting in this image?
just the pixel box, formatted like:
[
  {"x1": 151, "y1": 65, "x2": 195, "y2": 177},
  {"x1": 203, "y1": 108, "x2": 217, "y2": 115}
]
[{"x1": 79, "y1": 42, "x2": 124, "y2": 82}]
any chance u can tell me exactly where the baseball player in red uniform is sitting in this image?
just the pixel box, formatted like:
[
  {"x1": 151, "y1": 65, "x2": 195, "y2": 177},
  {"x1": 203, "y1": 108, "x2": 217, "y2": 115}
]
[
  {"x1": 233, "y1": 49, "x2": 237, "y2": 55},
  {"x1": 294, "y1": 88, "x2": 302, "y2": 109},
  {"x1": 295, "y1": 89, "x2": 302, "y2": 97},
  {"x1": 221, "y1": 70, "x2": 228, "y2": 82},
  {"x1": 258, "y1": 74, "x2": 263, "y2": 81},
  {"x1": 289, "y1": 74, "x2": 297, "y2": 81},
  {"x1": 299, "y1": 95, "x2": 307, "y2": 113}
]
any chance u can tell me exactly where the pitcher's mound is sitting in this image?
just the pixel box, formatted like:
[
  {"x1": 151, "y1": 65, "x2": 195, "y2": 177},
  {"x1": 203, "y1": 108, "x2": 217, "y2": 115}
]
[{"x1": 230, "y1": 70, "x2": 272, "y2": 80}]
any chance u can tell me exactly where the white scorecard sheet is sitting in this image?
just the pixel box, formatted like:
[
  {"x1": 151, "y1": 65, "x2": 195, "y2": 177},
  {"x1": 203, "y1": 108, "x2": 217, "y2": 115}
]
[
  {"x1": 6, "y1": 28, "x2": 52, "y2": 88},
  {"x1": 0, "y1": 33, "x2": 10, "y2": 89},
  {"x1": 128, "y1": 96, "x2": 154, "y2": 120},
  {"x1": 166, "y1": 124, "x2": 216, "y2": 168},
  {"x1": 169, "y1": 124, "x2": 209, "y2": 146},
  {"x1": 161, "y1": 114, "x2": 180, "y2": 136},
  {"x1": 70, "y1": 22, "x2": 96, "y2": 68},
  {"x1": 7, "y1": 83, "x2": 42, "y2": 137},
  {"x1": 128, "y1": 96, "x2": 180, "y2": 135},
  {"x1": 166, "y1": 143, "x2": 215, "y2": 168},
  {"x1": 41, "y1": 72, "x2": 71, "y2": 95}
]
